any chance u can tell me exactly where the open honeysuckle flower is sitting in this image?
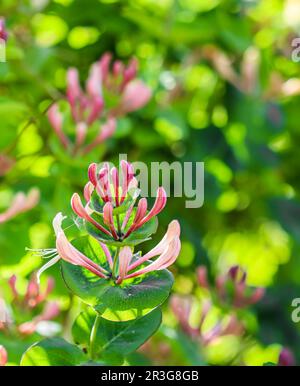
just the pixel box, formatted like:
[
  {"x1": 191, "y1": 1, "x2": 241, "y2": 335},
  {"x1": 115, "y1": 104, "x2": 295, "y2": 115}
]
[
  {"x1": 37, "y1": 213, "x2": 180, "y2": 286},
  {"x1": 0, "y1": 188, "x2": 40, "y2": 224},
  {"x1": 197, "y1": 265, "x2": 265, "y2": 308},
  {"x1": 48, "y1": 53, "x2": 151, "y2": 156},
  {"x1": 71, "y1": 160, "x2": 167, "y2": 246}
]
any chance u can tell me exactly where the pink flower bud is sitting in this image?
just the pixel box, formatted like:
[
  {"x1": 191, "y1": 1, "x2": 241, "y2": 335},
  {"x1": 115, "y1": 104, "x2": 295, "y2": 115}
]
[
  {"x1": 116, "y1": 247, "x2": 132, "y2": 284},
  {"x1": 83, "y1": 182, "x2": 94, "y2": 203},
  {"x1": 67, "y1": 68, "x2": 82, "y2": 108},
  {"x1": 0, "y1": 18, "x2": 8, "y2": 42},
  {"x1": 278, "y1": 348, "x2": 295, "y2": 366}
]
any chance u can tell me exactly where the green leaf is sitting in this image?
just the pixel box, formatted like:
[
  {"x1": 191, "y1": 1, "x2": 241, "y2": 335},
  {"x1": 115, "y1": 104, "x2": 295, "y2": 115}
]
[
  {"x1": 72, "y1": 307, "x2": 162, "y2": 359},
  {"x1": 20, "y1": 338, "x2": 87, "y2": 366},
  {"x1": 61, "y1": 253, "x2": 173, "y2": 321}
]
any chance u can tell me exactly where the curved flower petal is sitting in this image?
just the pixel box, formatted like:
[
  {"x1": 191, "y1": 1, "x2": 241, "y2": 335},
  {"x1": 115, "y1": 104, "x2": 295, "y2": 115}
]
[
  {"x1": 115, "y1": 80, "x2": 151, "y2": 115},
  {"x1": 116, "y1": 246, "x2": 133, "y2": 284}
]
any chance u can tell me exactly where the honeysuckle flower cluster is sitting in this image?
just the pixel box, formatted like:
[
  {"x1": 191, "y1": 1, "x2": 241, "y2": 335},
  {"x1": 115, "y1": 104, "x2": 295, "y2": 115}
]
[
  {"x1": 0, "y1": 18, "x2": 8, "y2": 42},
  {"x1": 37, "y1": 160, "x2": 181, "y2": 285},
  {"x1": 197, "y1": 265, "x2": 265, "y2": 308},
  {"x1": 0, "y1": 274, "x2": 59, "y2": 336},
  {"x1": 171, "y1": 295, "x2": 244, "y2": 346},
  {"x1": 0, "y1": 188, "x2": 40, "y2": 224},
  {"x1": 48, "y1": 53, "x2": 151, "y2": 155}
]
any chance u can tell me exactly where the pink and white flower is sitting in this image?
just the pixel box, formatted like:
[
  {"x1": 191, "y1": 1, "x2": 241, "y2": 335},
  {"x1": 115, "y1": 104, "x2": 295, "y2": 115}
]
[{"x1": 71, "y1": 161, "x2": 167, "y2": 242}]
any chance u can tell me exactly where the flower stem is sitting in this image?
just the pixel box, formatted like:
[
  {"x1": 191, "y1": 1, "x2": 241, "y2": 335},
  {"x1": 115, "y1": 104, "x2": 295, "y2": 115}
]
[{"x1": 90, "y1": 313, "x2": 101, "y2": 361}]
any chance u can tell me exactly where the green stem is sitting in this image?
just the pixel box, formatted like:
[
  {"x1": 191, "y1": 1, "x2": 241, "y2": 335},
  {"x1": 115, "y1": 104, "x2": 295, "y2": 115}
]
[
  {"x1": 111, "y1": 247, "x2": 120, "y2": 279},
  {"x1": 89, "y1": 313, "x2": 101, "y2": 361}
]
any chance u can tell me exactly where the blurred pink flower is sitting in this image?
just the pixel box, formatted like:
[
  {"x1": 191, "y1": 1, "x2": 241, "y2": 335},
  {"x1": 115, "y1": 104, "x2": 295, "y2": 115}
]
[
  {"x1": 37, "y1": 213, "x2": 180, "y2": 285},
  {"x1": 0, "y1": 154, "x2": 15, "y2": 176},
  {"x1": 0, "y1": 298, "x2": 12, "y2": 329},
  {"x1": 197, "y1": 265, "x2": 265, "y2": 308},
  {"x1": 71, "y1": 161, "x2": 167, "y2": 242},
  {"x1": 47, "y1": 53, "x2": 151, "y2": 155},
  {"x1": 111, "y1": 80, "x2": 152, "y2": 116},
  {"x1": 18, "y1": 302, "x2": 60, "y2": 336},
  {"x1": 47, "y1": 65, "x2": 113, "y2": 156},
  {"x1": 278, "y1": 348, "x2": 295, "y2": 366},
  {"x1": 0, "y1": 345, "x2": 7, "y2": 366},
  {"x1": 1, "y1": 274, "x2": 60, "y2": 337},
  {"x1": 0, "y1": 188, "x2": 40, "y2": 224},
  {"x1": 0, "y1": 18, "x2": 8, "y2": 42},
  {"x1": 171, "y1": 295, "x2": 244, "y2": 346}
]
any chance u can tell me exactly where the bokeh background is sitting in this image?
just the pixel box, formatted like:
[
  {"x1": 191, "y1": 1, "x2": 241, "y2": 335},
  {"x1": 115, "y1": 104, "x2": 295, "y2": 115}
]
[{"x1": 1, "y1": 0, "x2": 300, "y2": 366}]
